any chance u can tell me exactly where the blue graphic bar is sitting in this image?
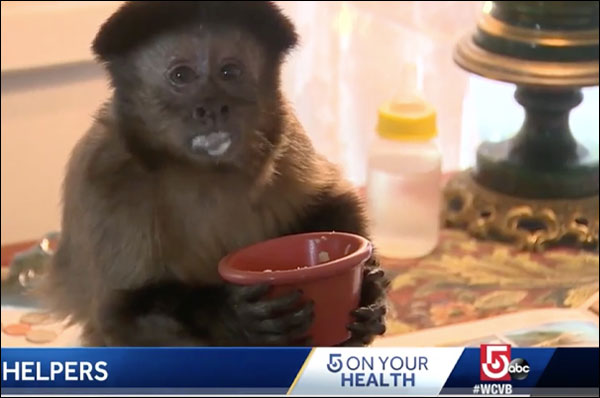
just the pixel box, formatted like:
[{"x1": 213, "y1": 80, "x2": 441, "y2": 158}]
[
  {"x1": 1, "y1": 347, "x2": 311, "y2": 395},
  {"x1": 2, "y1": 347, "x2": 598, "y2": 396}
]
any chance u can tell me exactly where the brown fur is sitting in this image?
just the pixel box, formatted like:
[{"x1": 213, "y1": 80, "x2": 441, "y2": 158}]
[
  {"x1": 92, "y1": 1, "x2": 298, "y2": 63},
  {"x1": 40, "y1": 1, "x2": 387, "y2": 347}
]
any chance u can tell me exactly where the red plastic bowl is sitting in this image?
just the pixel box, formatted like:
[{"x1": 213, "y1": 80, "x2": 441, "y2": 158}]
[{"x1": 218, "y1": 232, "x2": 372, "y2": 346}]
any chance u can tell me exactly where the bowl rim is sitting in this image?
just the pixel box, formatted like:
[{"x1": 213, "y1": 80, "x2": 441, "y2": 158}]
[{"x1": 218, "y1": 231, "x2": 372, "y2": 285}]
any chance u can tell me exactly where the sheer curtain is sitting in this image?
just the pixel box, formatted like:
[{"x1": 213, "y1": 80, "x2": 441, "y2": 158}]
[{"x1": 278, "y1": 1, "x2": 482, "y2": 185}]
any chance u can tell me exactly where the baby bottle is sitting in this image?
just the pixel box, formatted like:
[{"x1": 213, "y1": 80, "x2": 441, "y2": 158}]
[{"x1": 366, "y1": 64, "x2": 442, "y2": 259}]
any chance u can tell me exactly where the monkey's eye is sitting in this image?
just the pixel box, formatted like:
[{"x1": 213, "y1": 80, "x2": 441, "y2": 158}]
[
  {"x1": 220, "y1": 63, "x2": 243, "y2": 81},
  {"x1": 168, "y1": 65, "x2": 197, "y2": 85}
]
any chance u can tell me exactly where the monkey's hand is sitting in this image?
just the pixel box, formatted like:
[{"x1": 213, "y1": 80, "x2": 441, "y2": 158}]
[
  {"x1": 343, "y1": 302, "x2": 387, "y2": 346},
  {"x1": 341, "y1": 262, "x2": 390, "y2": 347},
  {"x1": 359, "y1": 260, "x2": 390, "y2": 308},
  {"x1": 220, "y1": 284, "x2": 314, "y2": 346}
]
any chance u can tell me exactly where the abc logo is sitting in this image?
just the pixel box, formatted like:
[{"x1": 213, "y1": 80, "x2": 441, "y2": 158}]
[{"x1": 508, "y1": 358, "x2": 530, "y2": 380}]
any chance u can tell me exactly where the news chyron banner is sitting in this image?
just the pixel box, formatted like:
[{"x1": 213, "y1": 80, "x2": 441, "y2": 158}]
[{"x1": 1, "y1": 346, "x2": 598, "y2": 396}]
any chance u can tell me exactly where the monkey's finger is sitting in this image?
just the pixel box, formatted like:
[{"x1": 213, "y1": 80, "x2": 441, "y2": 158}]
[
  {"x1": 352, "y1": 322, "x2": 385, "y2": 339},
  {"x1": 359, "y1": 273, "x2": 390, "y2": 305},
  {"x1": 347, "y1": 322, "x2": 366, "y2": 336},
  {"x1": 347, "y1": 320, "x2": 386, "y2": 337},
  {"x1": 379, "y1": 273, "x2": 391, "y2": 289},
  {"x1": 247, "y1": 308, "x2": 313, "y2": 346},
  {"x1": 382, "y1": 278, "x2": 391, "y2": 289},
  {"x1": 285, "y1": 317, "x2": 314, "y2": 343},
  {"x1": 364, "y1": 255, "x2": 380, "y2": 268},
  {"x1": 253, "y1": 301, "x2": 314, "y2": 334},
  {"x1": 365, "y1": 269, "x2": 390, "y2": 289},
  {"x1": 360, "y1": 334, "x2": 376, "y2": 345},
  {"x1": 246, "y1": 290, "x2": 303, "y2": 318},
  {"x1": 351, "y1": 305, "x2": 386, "y2": 321},
  {"x1": 286, "y1": 312, "x2": 313, "y2": 341},
  {"x1": 231, "y1": 283, "x2": 271, "y2": 302},
  {"x1": 364, "y1": 269, "x2": 385, "y2": 283}
]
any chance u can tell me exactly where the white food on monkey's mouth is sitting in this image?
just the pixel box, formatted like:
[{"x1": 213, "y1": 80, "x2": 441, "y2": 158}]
[{"x1": 191, "y1": 131, "x2": 232, "y2": 156}]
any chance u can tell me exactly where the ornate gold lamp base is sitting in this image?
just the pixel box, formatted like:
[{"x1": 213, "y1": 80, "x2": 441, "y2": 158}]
[
  {"x1": 446, "y1": 2, "x2": 599, "y2": 251},
  {"x1": 443, "y1": 171, "x2": 599, "y2": 251}
]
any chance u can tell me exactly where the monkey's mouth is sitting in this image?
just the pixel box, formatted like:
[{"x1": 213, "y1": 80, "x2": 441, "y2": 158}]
[{"x1": 190, "y1": 131, "x2": 232, "y2": 157}]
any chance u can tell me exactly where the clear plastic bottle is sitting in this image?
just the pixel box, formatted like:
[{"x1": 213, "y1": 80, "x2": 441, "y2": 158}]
[{"x1": 366, "y1": 64, "x2": 442, "y2": 259}]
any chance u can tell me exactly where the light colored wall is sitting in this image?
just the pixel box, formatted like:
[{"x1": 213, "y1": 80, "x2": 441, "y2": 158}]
[
  {"x1": 1, "y1": 1, "x2": 121, "y2": 244},
  {"x1": 1, "y1": 63, "x2": 110, "y2": 244}
]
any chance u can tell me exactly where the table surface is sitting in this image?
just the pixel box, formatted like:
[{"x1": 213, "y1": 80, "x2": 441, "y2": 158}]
[
  {"x1": 375, "y1": 228, "x2": 598, "y2": 347},
  {"x1": 2, "y1": 228, "x2": 598, "y2": 348}
]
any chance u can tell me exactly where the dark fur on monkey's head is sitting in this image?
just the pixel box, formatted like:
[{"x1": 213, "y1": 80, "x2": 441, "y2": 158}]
[
  {"x1": 92, "y1": 1, "x2": 298, "y2": 62},
  {"x1": 90, "y1": 1, "x2": 300, "y2": 172}
]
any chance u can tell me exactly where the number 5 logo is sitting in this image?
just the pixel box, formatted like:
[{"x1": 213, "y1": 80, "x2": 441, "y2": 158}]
[
  {"x1": 480, "y1": 344, "x2": 511, "y2": 381},
  {"x1": 326, "y1": 354, "x2": 343, "y2": 373}
]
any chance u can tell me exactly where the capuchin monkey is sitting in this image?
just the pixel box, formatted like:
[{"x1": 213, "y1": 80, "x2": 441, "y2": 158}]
[{"x1": 41, "y1": 1, "x2": 388, "y2": 346}]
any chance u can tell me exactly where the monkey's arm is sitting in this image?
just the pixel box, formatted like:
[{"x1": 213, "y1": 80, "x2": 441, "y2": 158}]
[
  {"x1": 98, "y1": 281, "x2": 225, "y2": 346},
  {"x1": 76, "y1": 239, "x2": 313, "y2": 347},
  {"x1": 82, "y1": 213, "x2": 312, "y2": 347},
  {"x1": 98, "y1": 280, "x2": 313, "y2": 346},
  {"x1": 56, "y1": 195, "x2": 231, "y2": 346},
  {"x1": 297, "y1": 189, "x2": 389, "y2": 346}
]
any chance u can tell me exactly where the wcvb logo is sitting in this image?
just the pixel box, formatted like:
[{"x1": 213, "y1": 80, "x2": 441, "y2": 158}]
[
  {"x1": 480, "y1": 344, "x2": 530, "y2": 381},
  {"x1": 480, "y1": 344, "x2": 511, "y2": 381}
]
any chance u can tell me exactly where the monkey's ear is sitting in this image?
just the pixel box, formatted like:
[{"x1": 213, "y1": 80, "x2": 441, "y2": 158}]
[{"x1": 92, "y1": 1, "x2": 298, "y2": 63}]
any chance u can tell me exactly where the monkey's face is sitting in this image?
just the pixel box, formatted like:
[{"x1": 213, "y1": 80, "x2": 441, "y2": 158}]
[{"x1": 114, "y1": 26, "x2": 280, "y2": 168}]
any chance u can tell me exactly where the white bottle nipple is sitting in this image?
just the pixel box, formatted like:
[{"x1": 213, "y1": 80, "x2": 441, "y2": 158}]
[{"x1": 390, "y1": 63, "x2": 426, "y2": 114}]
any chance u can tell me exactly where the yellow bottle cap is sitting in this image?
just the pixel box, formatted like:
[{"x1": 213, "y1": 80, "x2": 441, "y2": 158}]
[{"x1": 375, "y1": 64, "x2": 437, "y2": 141}]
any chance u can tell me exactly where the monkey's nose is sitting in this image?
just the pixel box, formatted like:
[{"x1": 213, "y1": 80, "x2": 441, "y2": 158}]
[{"x1": 194, "y1": 104, "x2": 230, "y2": 126}]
